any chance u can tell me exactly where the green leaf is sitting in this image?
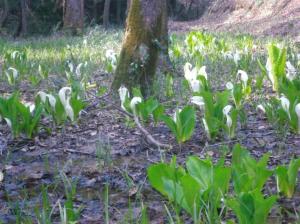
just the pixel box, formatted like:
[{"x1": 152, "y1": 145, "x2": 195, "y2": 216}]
[
  {"x1": 276, "y1": 158, "x2": 300, "y2": 198},
  {"x1": 227, "y1": 190, "x2": 277, "y2": 224},
  {"x1": 147, "y1": 162, "x2": 185, "y2": 198},
  {"x1": 179, "y1": 106, "x2": 196, "y2": 142},
  {"x1": 232, "y1": 144, "x2": 272, "y2": 194},
  {"x1": 186, "y1": 157, "x2": 213, "y2": 189}
]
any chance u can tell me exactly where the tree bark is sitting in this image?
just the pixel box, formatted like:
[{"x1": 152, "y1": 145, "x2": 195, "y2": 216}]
[
  {"x1": 20, "y1": 0, "x2": 28, "y2": 35},
  {"x1": 116, "y1": 0, "x2": 122, "y2": 25},
  {"x1": 103, "y1": 0, "x2": 111, "y2": 29},
  {"x1": 0, "y1": 0, "x2": 8, "y2": 28},
  {"x1": 63, "y1": 0, "x2": 84, "y2": 34},
  {"x1": 126, "y1": 0, "x2": 131, "y2": 16},
  {"x1": 111, "y1": 0, "x2": 168, "y2": 96}
]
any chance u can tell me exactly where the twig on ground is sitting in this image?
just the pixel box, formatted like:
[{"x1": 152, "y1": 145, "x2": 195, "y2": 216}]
[
  {"x1": 133, "y1": 115, "x2": 171, "y2": 150},
  {"x1": 89, "y1": 91, "x2": 170, "y2": 149},
  {"x1": 63, "y1": 148, "x2": 96, "y2": 156}
]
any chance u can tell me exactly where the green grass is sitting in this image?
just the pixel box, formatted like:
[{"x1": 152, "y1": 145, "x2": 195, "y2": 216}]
[{"x1": 0, "y1": 26, "x2": 123, "y2": 75}]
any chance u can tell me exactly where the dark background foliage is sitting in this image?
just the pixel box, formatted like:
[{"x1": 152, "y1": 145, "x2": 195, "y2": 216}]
[{"x1": 0, "y1": 0, "x2": 206, "y2": 36}]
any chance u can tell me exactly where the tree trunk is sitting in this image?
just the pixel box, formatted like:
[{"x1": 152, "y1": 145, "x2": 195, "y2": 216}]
[
  {"x1": 93, "y1": 0, "x2": 99, "y2": 23},
  {"x1": 0, "y1": 0, "x2": 8, "y2": 28},
  {"x1": 20, "y1": 0, "x2": 28, "y2": 35},
  {"x1": 103, "y1": 0, "x2": 111, "y2": 29},
  {"x1": 116, "y1": 0, "x2": 122, "y2": 25},
  {"x1": 126, "y1": 0, "x2": 131, "y2": 16},
  {"x1": 111, "y1": 0, "x2": 168, "y2": 96},
  {"x1": 63, "y1": 0, "x2": 84, "y2": 34}
]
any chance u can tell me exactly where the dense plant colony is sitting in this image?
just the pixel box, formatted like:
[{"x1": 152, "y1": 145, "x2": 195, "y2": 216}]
[{"x1": 0, "y1": 30, "x2": 300, "y2": 222}]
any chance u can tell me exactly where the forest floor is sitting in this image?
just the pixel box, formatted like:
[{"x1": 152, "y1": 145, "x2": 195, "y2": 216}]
[
  {"x1": 170, "y1": 0, "x2": 300, "y2": 40},
  {"x1": 0, "y1": 26, "x2": 300, "y2": 223}
]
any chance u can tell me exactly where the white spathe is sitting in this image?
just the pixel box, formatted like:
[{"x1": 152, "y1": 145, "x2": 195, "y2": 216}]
[
  {"x1": 257, "y1": 104, "x2": 266, "y2": 113},
  {"x1": 280, "y1": 95, "x2": 291, "y2": 120},
  {"x1": 37, "y1": 91, "x2": 56, "y2": 109},
  {"x1": 226, "y1": 81, "x2": 234, "y2": 90},
  {"x1": 184, "y1": 63, "x2": 208, "y2": 92},
  {"x1": 4, "y1": 118, "x2": 12, "y2": 128},
  {"x1": 286, "y1": 61, "x2": 297, "y2": 81},
  {"x1": 191, "y1": 96, "x2": 205, "y2": 110},
  {"x1": 295, "y1": 103, "x2": 300, "y2": 134},
  {"x1": 118, "y1": 86, "x2": 129, "y2": 110},
  {"x1": 173, "y1": 109, "x2": 182, "y2": 123},
  {"x1": 266, "y1": 58, "x2": 275, "y2": 88},
  {"x1": 223, "y1": 105, "x2": 233, "y2": 128},
  {"x1": 75, "y1": 63, "x2": 83, "y2": 78},
  {"x1": 233, "y1": 51, "x2": 241, "y2": 65},
  {"x1": 130, "y1": 97, "x2": 142, "y2": 112},
  {"x1": 237, "y1": 70, "x2": 248, "y2": 88},
  {"x1": 190, "y1": 80, "x2": 200, "y2": 92},
  {"x1": 7, "y1": 67, "x2": 18, "y2": 79},
  {"x1": 59, "y1": 87, "x2": 74, "y2": 121},
  {"x1": 199, "y1": 66, "x2": 208, "y2": 80}
]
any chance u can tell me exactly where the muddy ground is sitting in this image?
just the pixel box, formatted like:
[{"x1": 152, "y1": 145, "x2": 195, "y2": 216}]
[{"x1": 0, "y1": 70, "x2": 300, "y2": 223}]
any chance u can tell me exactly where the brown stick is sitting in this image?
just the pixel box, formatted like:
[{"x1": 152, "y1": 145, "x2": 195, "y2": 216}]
[
  {"x1": 133, "y1": 115, "x2": 171, "y2": 149},
  {"x1": 88, "y1": 92, "x2": 170, "y2": 149}
]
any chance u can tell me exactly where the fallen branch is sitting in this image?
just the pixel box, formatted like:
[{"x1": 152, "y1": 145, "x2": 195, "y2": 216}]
[
  {"x1": 63, "y1": 148, "x2": 95, "y2": 156},
  {"x1": 88, "y1": 91, "x2": 171, "y2": 149},
  {"x1": 133, "y1": 115, "x2": 171, "y2": 150}
]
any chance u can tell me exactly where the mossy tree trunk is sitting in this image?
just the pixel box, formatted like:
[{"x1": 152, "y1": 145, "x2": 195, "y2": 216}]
[
  {"x1": 111, "y1": 0, "x2": 168, "y2": 96},
  {"x1": 63, "y1": 0, "x2": 84, "y2": 34}
]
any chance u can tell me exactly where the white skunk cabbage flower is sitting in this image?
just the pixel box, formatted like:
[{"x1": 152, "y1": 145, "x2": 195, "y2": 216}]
[
  {"x1": 105, "y1": 49, "x2": 117, "y2": 63},
  {"x1": 173, "y1": 109, "x2": 182, "y2": 123},
  {"x1": 37, "y1": 91, "x2": 47, "y2": 103},
  {"x1": 223, "y1": 105, "x2": 233, "y2": 129},
  {"x1": 233, "y1": 51, "x2": 241, "y2": 65},
  {"x1": 24, "y1": 102, "x2": 35, "y2": 113},
  {"x1": 75, "y1": 63, "x2": 83, "y2": 78},
  {"x1": 184, "y1": 63, "x2": 208, "y2": 81},
  {"x1": 226, "y1": 82, "x2": 234, "y2": 90},
  {"x1": 191, "y1": 96, "x2": 205, "y2": 110},
  {"x1": 190, "y1": 80, "x2": 200, "y2": 92},
  {"x1": 199, "y1": 66, "x2": 208, "y2": 80},
  {"x1": 83, "y1": 39, "x2": 87, "y2": 46},
  {"x1": 7, "y1": 67, "x2": 18, "y2": 79},
  {"x1": 223, "y1": 51, "x2": 233, "y2": 60},
  {"x1": 257, "y1": 104, "x2": 266, "y2": 113},
  {"x1": 237, "y1": 70, "x2": 248, "y2": 88},
  {"x1": 266, "y1": 59, "x2": 275, "y2": 88},
  {"x1": 12, "y1": 51, "x2": 19, "y2": 59},
  {"x1": 130, "y1": 97, "x2": 142, "y2": 113},
  {"x1": 280, "y1": 95, "x2": 291, "y2": 120},
  {"x1": 67, "y1": 62, "x2": 74, "y2": 73},
  {"x1": 295, "y1": 103, "x2": 300, "y2": 134},
  {"x1": 286, "y1": 61, "x2": 297, "y2": 81},
  {"x1": 47, "y1": 95, "x2": 57, "y2": 109},
  {"x1": 37, "y1": 91, "x2": 56, "y2": 109},
  {"x1": 59, "y1": 87, "x2": 74, "y2": 121},
  {"x1": 184, "y1": 63, "x2": 197, "y2": 82},
  {"x1": 0, "y1": 170, "x2": 3, "y2": 182},
  {"x1": 184, "y1": 63, "x2": 207, "y2": 92},
  {"x1": 118, "y1": 86, "x2": 129, "y2": 110},
  {"x1": 4, "y1": 118, "x2": 12, "y2": 128},
  {"x1": 202, "y1": 118, "x2": 210, "y2": 138}
]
